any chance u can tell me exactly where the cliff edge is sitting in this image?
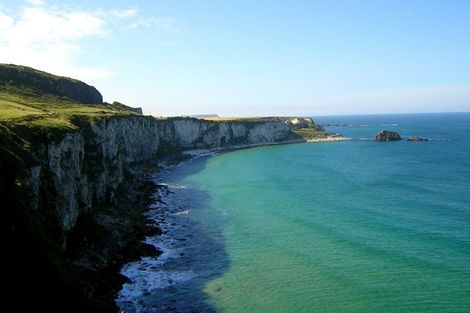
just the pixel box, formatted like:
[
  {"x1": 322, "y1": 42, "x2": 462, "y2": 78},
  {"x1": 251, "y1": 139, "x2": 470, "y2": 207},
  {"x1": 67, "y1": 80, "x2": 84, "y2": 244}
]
[
  {"x1": 0, "y1": 63, "x2": 103, "y2": 104},
  {"x1": 0, "y1": 65, "x2": 331, "y2": 312}
]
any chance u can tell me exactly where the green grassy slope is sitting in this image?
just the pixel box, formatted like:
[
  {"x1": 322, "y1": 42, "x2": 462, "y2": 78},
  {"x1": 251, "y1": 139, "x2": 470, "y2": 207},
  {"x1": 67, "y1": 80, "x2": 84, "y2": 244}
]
[
  {"x1": 0, "y1": 91, "x2": 140, "y2": 129},
  {"x1": 0, "y1": 65, "x2": 144, "y2": 312},
  {"x1": 0, "y1": 63, "x2": 103, "y2": 104}
]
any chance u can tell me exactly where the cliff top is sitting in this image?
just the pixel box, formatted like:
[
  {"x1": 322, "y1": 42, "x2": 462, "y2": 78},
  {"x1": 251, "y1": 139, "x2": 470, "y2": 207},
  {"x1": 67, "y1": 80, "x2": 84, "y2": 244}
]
[
  {"x1": 0, "y1": 90, "x2": 142, "y2": 130},
  {"x1": 0, "y1": 64, "x2": 325, "y2": 144},
  {"x1": 202, "y1": 116, "x2": 315, "y2": 124},
  {"x1": 0, "y1": 64, "x2": 143, "y2": 131},
  {"x1": 0, "y1": 63, "x2": 103, "y2": 104}
]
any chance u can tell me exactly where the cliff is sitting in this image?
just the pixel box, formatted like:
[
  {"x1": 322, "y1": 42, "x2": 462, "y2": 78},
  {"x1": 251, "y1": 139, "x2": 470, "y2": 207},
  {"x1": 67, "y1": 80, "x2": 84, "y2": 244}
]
[
  {"x1": 16, "y1": 115, "x2": 314, "y2": 246},
  {"x1": 0, "y1": 66, "x2": 327, "y2": 312},
  {"x1": 0, "y1": 63, "x2": 103, "y2": 104}
]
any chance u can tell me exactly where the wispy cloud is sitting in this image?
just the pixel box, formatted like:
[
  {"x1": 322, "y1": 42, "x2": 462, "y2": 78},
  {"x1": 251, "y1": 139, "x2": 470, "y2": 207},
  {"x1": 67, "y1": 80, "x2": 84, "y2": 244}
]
[
  {"x1": 109, "y1": 8, "x2": 138, "y2": 19},
  {"x1": 0, "y1": 1, "x2": 178, "y2": 82},
  {"x1": 129, "y1": 16, "x2": 178, "y2": 31},
  {"x1": 26, "y1": 0, "x2": 44, "y2": 6}
]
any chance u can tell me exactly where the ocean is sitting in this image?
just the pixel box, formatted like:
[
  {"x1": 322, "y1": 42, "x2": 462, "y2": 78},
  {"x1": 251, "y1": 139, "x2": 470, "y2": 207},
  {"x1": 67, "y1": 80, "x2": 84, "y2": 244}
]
[{"x1": 117, "y1": 113, "x2": 470, "y2": 313}]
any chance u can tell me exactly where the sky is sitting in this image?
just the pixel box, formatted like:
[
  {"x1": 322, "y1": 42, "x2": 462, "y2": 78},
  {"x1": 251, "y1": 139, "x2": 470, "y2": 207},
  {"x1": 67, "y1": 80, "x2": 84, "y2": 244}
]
[{"x1": 1, "y1": 0, "x2": 470, "y2": 116}]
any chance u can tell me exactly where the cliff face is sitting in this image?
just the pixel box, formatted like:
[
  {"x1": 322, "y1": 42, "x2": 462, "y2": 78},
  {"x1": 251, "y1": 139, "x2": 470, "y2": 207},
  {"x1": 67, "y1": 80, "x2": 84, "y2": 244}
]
[
  {"x1": 23, "y1": 117, "x2": 159, "y2": 244},
  {"x1": 158, "y1": 117, "x2": 300, "y2": 149},
  {"x1": 2, "y1": 114, "x2": 320, "y2": 312},
  {"x1": 0, "y1": 65, "x2": 325, "y2": 311},
  {"x1": 20, "y1": 116, "x2": 311, "y2": 246}
]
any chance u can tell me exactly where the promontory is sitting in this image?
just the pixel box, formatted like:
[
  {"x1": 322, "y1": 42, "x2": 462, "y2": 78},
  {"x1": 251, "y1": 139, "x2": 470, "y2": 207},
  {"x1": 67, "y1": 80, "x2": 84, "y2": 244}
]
[{"x1": 0, "y1": 64, "x2": 339, "y2": 312}]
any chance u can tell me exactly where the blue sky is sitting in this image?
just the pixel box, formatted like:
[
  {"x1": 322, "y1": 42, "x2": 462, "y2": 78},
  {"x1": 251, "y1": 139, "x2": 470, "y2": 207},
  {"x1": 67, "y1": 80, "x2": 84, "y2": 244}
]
[{"x1": 1, "y1": 0, "x2": 469, "y2": 116}]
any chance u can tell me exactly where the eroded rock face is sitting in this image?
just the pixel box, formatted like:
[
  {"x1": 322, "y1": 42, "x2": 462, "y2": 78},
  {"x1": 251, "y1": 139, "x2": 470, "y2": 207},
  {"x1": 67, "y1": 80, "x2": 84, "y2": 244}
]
[
  {"x1": 24, "y1": 116, "x2": 160, "y2": 245},
  {"x1": 22, "y1": 116, "x2": 315, "y2": 246},
  {"x1": 375, "y1": 130, "x2": 401, "y2": 141}
]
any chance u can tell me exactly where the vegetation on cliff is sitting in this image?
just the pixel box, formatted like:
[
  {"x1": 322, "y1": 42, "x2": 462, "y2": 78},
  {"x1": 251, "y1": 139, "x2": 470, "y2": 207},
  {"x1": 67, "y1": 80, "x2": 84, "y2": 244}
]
[
  {"x1": 0, "y1": 64, "x2": 335, "y2": 312},
  {"x1": 0, "y1": 64, "x2": 143, "y2": 167},
  {"x1": 0, "y1": 63, "x2": 103, "y2": 104},
  {"x1": 0, "y1": 85, "x2": 141, "y2": 129},
  {"x1": 0, "y1": 65, "x2": 150, "y2": 312}
]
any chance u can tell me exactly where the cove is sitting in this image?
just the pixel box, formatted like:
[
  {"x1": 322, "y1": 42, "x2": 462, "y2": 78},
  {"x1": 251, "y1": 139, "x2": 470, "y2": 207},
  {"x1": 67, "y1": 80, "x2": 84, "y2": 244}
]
[{"x1": 119, "y1": 113, "x2": 470, "y2": 313}]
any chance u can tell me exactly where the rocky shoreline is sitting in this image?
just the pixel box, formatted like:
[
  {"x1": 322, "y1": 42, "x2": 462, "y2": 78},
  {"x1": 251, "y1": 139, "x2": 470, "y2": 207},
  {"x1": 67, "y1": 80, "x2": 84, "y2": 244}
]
[
  {"x1": 1, "y1": 65, "x2": 346, "y2": 312},
  {"x1": 68, "y1": 165, "x2": 163, "y2": 310},
  {"x1": 116, "y1": 137, "x2": 352, "y2": 311},
  {"x1": 305, "y1": 136, "x2": 351, "y2": 143}
]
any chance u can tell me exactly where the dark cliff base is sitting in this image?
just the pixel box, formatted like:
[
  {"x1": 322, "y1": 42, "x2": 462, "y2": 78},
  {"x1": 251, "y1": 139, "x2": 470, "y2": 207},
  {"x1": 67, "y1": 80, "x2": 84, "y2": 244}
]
[
  {"x1": 0, "y1": 65, "x2": 334, "y2": 312},
  {"x1": 67, "y1": 165, "x2": 164, "y2": 306},
  {"x1": 0, "y1": 159, "x2": 162, "y2": 312}
]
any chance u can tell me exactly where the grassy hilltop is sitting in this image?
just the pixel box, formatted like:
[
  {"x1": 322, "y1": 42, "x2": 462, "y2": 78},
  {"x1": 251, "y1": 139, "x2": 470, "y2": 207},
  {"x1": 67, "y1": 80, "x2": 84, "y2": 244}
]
[
  {"x1": 0, "y1": 64, "x2": 141, "y2": 130},
  {"x1": 0, "y1": 63, "x2": 144, "y2": 168},
  {"x1": 0, "y1": 64, "x2": 147, "y2": 312},
  {"x1": 0, "y1": 63, "x2": 338, "y2": 313}
]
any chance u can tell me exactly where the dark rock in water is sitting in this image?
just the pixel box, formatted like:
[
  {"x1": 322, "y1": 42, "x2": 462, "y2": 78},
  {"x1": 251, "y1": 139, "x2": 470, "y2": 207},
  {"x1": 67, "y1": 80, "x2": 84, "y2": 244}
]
[
  {"x1": 407, "y1": 135, "x2": 429, "y2": 141},
  {"x1": 145, "y1": 225, "x2": 162, "y2": 236},
  {"x1": 141, "y1": 243, "x2": 163, "y2": 257},
  {"x1": 375, "y1": 130, "x2": 401, "y2": 141}
]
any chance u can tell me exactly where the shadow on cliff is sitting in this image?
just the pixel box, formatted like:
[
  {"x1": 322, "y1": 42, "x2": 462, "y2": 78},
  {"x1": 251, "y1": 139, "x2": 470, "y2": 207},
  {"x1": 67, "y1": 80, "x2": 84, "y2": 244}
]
[
  {"x1": 0, "y1": 143, "x2": 114, "y2": 312},
  {"x1": 130, "y1": 156, "x2": 231, "y2": 313}
]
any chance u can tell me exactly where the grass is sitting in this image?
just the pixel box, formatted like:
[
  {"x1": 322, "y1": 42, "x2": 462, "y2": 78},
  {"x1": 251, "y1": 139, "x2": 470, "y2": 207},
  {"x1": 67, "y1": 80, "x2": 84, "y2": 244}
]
[
  {"x1": 203, "y1": 116, "x2": 268, "y2": 121},
  {"x1": 293, "y1": 128, "x2": 336, "y2": 140},
  {"x1": 0, "y1": 63, "x2": 82, "y2": 83},
  {"x1": 202, "y1": 116, "x2": 307, "y2": 122},
  {"x1": 0, "y1": 98, "x2": 45, "y2": 119},
  {"x1": 0, "y1": 63, "x2": 138, "y2": 128},
  {"x1": 0, "y1": 91, "x2": 139, "y2": 130},
  {"x1": 0, "y1": 90, "x2": 142, "y2": 166}
]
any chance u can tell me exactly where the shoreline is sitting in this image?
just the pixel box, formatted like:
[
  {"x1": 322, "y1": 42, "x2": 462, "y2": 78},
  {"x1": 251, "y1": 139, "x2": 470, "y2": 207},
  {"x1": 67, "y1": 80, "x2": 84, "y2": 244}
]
[
  {"x1": 182, "y1": 136, "x2": 351, "y2": 158},
  {"x1": 116, "y1": 137, "x2": 349, "y2": 311},
  {"x1": 117, "y1": 157, "x2": 213, "y2": 312},
  {"x1": 305, "y1": 136, "x2": 351, "y2": 143},
  {"x1": 68, "y1": 164, "x2": 164, "y2": 311}
]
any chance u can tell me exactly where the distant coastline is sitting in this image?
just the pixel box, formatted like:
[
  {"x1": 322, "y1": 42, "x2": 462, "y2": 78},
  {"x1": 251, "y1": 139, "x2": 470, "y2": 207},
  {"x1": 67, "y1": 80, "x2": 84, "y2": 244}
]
[{"x1": 0, "y1": 64, "x2": 349, "y2": 312}]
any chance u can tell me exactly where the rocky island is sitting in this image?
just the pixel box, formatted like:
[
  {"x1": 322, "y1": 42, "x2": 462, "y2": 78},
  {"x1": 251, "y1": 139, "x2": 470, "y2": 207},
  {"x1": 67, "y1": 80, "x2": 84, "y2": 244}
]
[
  {"x1": 0, "y1": 64, "x2": 342, "y2": 312},
  {"x1": 375, "y1": 130, "x2": 402, "y2": 141}
]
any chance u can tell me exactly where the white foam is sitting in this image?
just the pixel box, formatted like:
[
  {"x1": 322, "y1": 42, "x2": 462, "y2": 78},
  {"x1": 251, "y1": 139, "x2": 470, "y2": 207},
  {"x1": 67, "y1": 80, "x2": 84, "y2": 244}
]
[
  {"x1": 117, "y1": 267, "x2": 196, "y2": 312},
  {"x1": 117, "y1": 164, "x2": 200, "y2": 312},
  {"x1": 117, "y1": 236, "x2": 196, "y2": 312},
  {"x1": 379, "y1": 123, "x2": 399, "y2": 127},
  {"x1": 167, "y1": 183, "x2": 188, "y2": 189}
]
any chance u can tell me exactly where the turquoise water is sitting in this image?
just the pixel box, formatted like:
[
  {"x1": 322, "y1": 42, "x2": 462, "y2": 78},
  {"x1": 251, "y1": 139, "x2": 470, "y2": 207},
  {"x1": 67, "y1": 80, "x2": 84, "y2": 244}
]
[{"x1": 119, "y1": 113, "x2": 470, "y2": 313}]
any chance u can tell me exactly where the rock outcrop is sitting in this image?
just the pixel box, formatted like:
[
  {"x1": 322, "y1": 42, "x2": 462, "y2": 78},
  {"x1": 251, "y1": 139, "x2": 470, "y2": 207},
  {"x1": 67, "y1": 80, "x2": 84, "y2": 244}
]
[
  {"x1": 17, "y1": 116, "x2": 314, "y2": 247},
  {"x1": 375, "y1": 130, "x2": 401, "y2": 141},
  {"x1": 0, "y1": 65, "x2": 328, "y2": 312},
  {"x1": 3, "y1": 114, "x2": 319, "y2": 311},
  {"x1": 0, "y1": 63, "x2": 103, "y2": 104}
]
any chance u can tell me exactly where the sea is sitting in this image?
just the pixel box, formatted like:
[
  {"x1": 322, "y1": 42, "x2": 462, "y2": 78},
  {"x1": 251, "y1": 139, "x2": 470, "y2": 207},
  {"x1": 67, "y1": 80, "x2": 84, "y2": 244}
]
[{"x1": 117, "y1": 113, "x2": 470, "y2": 313}]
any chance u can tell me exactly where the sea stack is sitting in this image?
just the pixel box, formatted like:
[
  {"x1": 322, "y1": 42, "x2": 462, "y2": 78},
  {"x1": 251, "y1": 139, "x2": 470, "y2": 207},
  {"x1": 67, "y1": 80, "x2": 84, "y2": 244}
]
[{"x1": 375, "y1": 130, "x2": 401, "y2": 141}]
